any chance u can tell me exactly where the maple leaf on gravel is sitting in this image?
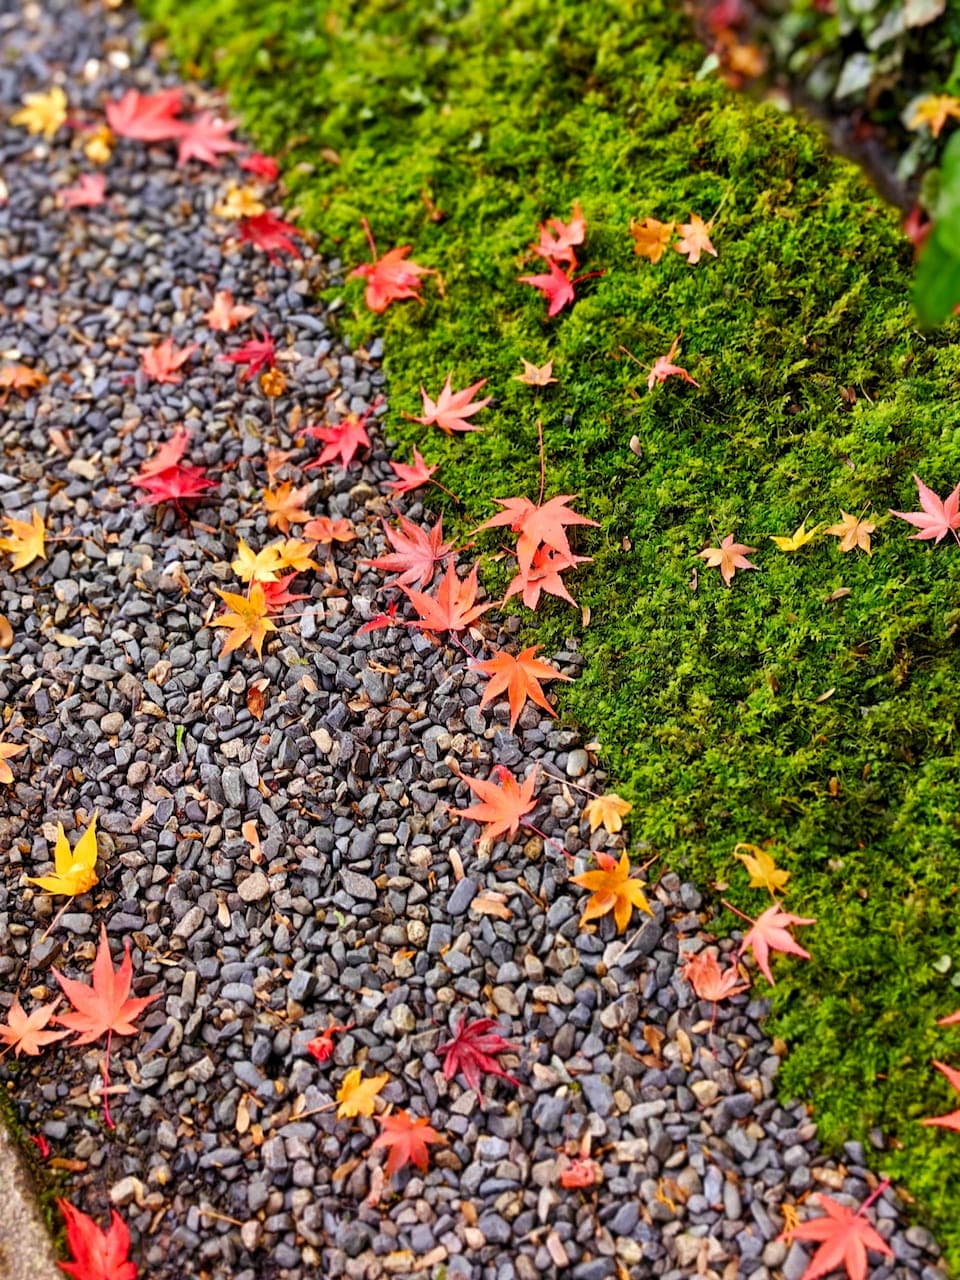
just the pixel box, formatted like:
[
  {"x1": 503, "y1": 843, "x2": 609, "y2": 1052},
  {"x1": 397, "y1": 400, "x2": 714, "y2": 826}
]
[
  {"x1": 504, "y1": 546, "x2": 591, "y2": 610},
  {"x1": 176, "y1": 110, "x2": 242, "y2": 166},
  {"x1": 572, "y1": 850, "x2": 652, "y2": 933},
  {"x1": 697, "y1": 533, "x2": 757, "y2": 585},
  {"x1": 59, "y1": 173, "x2": 106, "y2": 209},
  {"x1": 105, "y1": 86, "x2": 183, "y2": 141},
  {"x1": 137, "y1": 429, "x2": 190, "y2": 477},
  {"x1": 920, "y1": 1060, "x2": 960, "y2": 1132},
  {"x1": 337, "y1": 1067, "x2": 390, "y2": 1119},
  {"x1": 478, "y1": 494, "x2": 598, "y2": 574},
  {"x1": 401, "y1": 561, "x2": 493, "y2": 634},
  {"x1": 350, "y1": 217, "x2": 434, "y2": 312},
  {"x1": 263, "y1": 481, "x2": 312, "y2": 533},
  {"x1": 437, "y1": 1014, "x2": 520, "y2": 1100},
  {"x1": 777, "y1": 1192, "x2": 892, "y2": 1280},
  {"x1": 630, "y1": 215, "x2": 675, "y2": 262},
  {"x1": 304, "y1": 414, "x2": 372, "y2": 469},
  {"x1": 131, "y1": 463, "x2": 215, "y2": 508},
  {"x1": 141, "y1": 337, "x2": 197, "y2": 385},
  {"x1": 517, "y1": 259, "x2": 605, "y2": 317},
  {"x1": 738, "y1": 905, "x2": 815, "y2": 984},
  {"x1": 371, "y1": 1110, "x2": 443, "y2": 1178},
  {"x1": 240, "y1": 152, "x2": 280, "y2": 182},
  {"x1": 682, "y1": 948, "x2": 749, "y2": 1003},
  {"x1": 407, "y1": 373, "x2": 491, "y2": 435},
  {"x1": 12, "y1": 87, "x2": 68, "y2": 140},
  {"x1": 219, "y1": 330, "x2": 276, "y2": 382},
  {"x1": 275, "y1": 538, "x2": 321, "y2": 574},
  {"x1": 0, "y1": 738, "x2": 26, "y2": 785},
  {"x1": 674, "y1": 213, "x2": 717, "y2": 264},
  {"x1": 0, "y1": 997, "x2": 68, "y2": 1058},
  {"x1": 238, "y1": 211, "x2": 302, "y2": 263},
  {"x1": 259, "y1": 574, "x2": 311, "y2": 614},
  {"x1": 205, "y1": 290, "x2": 255, "y2": 332},
  {"x1": 26, "y1": 812, "x2": 99, "y2": 897},
  {"x1": 210, "y1": 583, "x2": 277, "y2": 658},
  {"x1": 0, "y1": 364, "x2": 47, "y2": 402},
  {"x1": 213, "y1": 182, "x2": 265, "y2": 221},
  {"x1": 559, "y1": 1155, "x2": 603, "y2": 1189},
  {"x1": 363, "y1": 514, "x2": 453, "y2": 589},
  {"x1": 0, "y1": 509, "x2": 46, "y2": 570},
  {"x1": 54, "y1": 924, "x2": 159, "y2": 1045},
  {"x1": 825, "y1": 511, "x2": 875, "y2": 555},
  {"x1": 304, "y1": 1019, "x2": 353, "y2": 1064},
  {"x1": 58, "y1": 1199, "x2": 137, "y2": 1280},
  {"x1": 583, "y1": 793, "x2": 632, "y2": 835},
  {"x1": 890, "y1": 474, "x2": 960, "y2": 544},
  {"x1": 386, "y1": 447, "x2": 438, "y2": 495},
  {"x1": 470, "y1": 644, "x2": 570, "y2": 731},
  {"x1": 302, "y1": 516, "x2": 356, "y2": 546},
  {"x1": 451, "y1": 764, "x2": 540, "y2": 842},
  {"x1": 232, "y1": 540, "x2": 284, "y2": 583}
]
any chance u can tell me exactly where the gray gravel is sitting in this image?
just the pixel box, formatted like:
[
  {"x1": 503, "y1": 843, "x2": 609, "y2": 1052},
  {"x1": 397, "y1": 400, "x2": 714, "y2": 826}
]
[{"x1": 0, "y1": 2, "x2": 950, "y2": 1279}]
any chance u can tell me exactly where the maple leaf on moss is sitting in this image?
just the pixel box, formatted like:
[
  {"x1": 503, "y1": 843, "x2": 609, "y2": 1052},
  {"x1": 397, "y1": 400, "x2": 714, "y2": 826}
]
[
  {"x1": 504, "y1": 546, "x2": 591, "y2": 611},
  {"x1": 572, "y1": 850, "x2": 651, "y2": 933},
  {"x1": 478, "y1": 494, "x2": 598, "y2": 575},
  {"x1": 385, "y1": 447, "x2": 439, "y2": 496},
  {"x1": 105, "y1": 87, "x2": 183, "y2": 141},
  {"x1": 674, "y1": 213, "x2": 717, "y2": 264},
  {"x1": 647, "y1": 335, "x2": 699, "y2": 390},
  {"x1": 364, "y1": 514, "x2": 453, "y2": 589},
  {"x1": 408, "y1": 373, "x2": 491, "y2": 435},
  {"x1": 371, "y1": 1110, "x2": 443, "y2": 1178},
  {"x1": 920, "y1": 1060, "x2": 960, "y2": 1133},
  {"x1": 777, "y1": 1191, "x2": 892, "y2": 1280},
  {"x1": 769, "y1": 521, "x2": 820, "y2": 552},
  {"x1": 514, "y1": 358, "x2": 557, "y2": 387},
  {"x1": 889, "y1": 474, "x2": 960, "y2": 544},
  {"x1": 0, "y1": 509, "x2": 46, "y2": 570},
  {"x1": 451, "y1": 764, "x2": 539, "y2": 842},
  {"x1": 26, "y1": 812, "x2": 99, "y2": 897},
  {"x1": 350, "y1": 217, "x2": 434, "y2": 312},
  {"x1": 305, "y1": 414, "x2": 372, "y2": 469},
  {"x1": 58, "y1": 1199, "x2": 137, "y2": 1280},
  {"x1": 582, "y1": 792, "x2": 632, "y2": 835},
  {"x1": 938, "y1": 1010, "x2": 960, "y2": 1027},
  {"x1": 738, "y1": 905, "x2": 815, "y2": 985},
  {"x1": 337, "y1": 1067, "x2": 390, "y2": 1118},
  {"x1": 910, "y1": 94, "x2": 960, "y2": 138},
  {"x1": 210, "y1": 583, "x2": 277, "y2": 658},
  {"x1": 437, "y1": 1014, "x2": 520, "y2": 1099},
  {"x1": 734, "y1": 843, "x2": 790, "y2": 896},
  {"x1": 0, "y1": 997, "x2": 69, "y2": 1058},
  {"x1": 697, "y1": 533, "x2": 757, "y2": 586},
  {"x1": 630, "y1": 215, "x2": 675, "y2": 262},
  {"x1": 517, "y1": 259, "x2": 604, "y2": 317},
  {"x1": 824, "y1": 510, "x2": 875, "y2": 555},
  {"x1": 238, "y1": 211, "x2": 302, "y2": 263},
  {"x1": 532, "y1": 201, "x2": 586, "y2": 267},
  {"x1": 401, "y1": 561, "x2": 493, "y2": 634},
  {"x1": 11, "y1": 87, "x2": 67, "y2": 139},
  {"x1": 470, "y1": 644, "x2": 570, "y2": 732}
]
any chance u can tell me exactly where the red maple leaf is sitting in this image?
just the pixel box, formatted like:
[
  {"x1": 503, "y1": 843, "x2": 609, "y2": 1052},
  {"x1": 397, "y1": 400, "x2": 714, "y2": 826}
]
[
  {"x1": 240, "y1": 152, "x2": 280, "y2": 182},
  {"x1": 371, "y1": 1110, "x2": 443, "y2": 1178},
  {"x1": 647, "y1": 335, "x2": 699, "y2": 390},
  {"x1": 304, "y1": 1020, "x2": 354, "y2": 1065},
  {"x1": 777, "y1": 1191, "x2": 892, "y2": 1280},
  {"x1": 450, "y1": 763, "x2": 539, "y2": 841},
  {"x1": 517, "y1": 259, "x2": 605, "y2": 317},
  {"x1": 59, "y1": 174, "x2": 107, "y2": 209},
  {"x1": 532, "y1": 201, "x2": 586, "y2": 267},
  {"x1": 141, "y1": 338, "x2": 197, "y2": 385},
  {"x1": 237, "y1": 211, "x2": 302, "y2": 263},
  {"x1": 137, "y1": 429, "x2": 190, "y2": 477},
  {"x1": 358, "y1": 599, "x2": 400, "y2": 635},
  {"x1": 738, "y1": 905, "x2": 815, "y2": 985},
  {"x1": 363, "y1": 514, "x2": 453, "y2": 588},
  {"x1": 478, "y1": 494, "x2": 598, "y2": 574},
  {"x1": 304, "y1": 413, "x2": 372, "y2": 469},
  {"x1": 105, "y1": 87, "x2": 184, "y2": 141},
  {"x1": 504, "y1": 546, "x2": 591, "y2": 610},
  {"x1": 219, "y1": 331, "x2": 276, "y2": 382},
  {"x1": 259, "y1": 574, "x2": 311, "y2": 614},
  {"x1": 401, "y1": 561, "x2": 493, "y2": 634},
  {"x1": 29, "y1": 1133, "x2": 51, "y2": 1159},
  {"x1": 385, "y1": 447, "x2": 439, "y2": 496},
  {"x1": 349, "y1": 218, "x2": 434, "y2": 313},
  {"x1": 470, "y1": 644, "x2": 570, "y2": 731},
  {"x1": 57, "y1": 1199, "x2": 137, "y2": 1280},
  {"x1": 407, "y1": 373, "x2": 490, "y2": 435},
  {"x1": 176, "y1": 110, "x2": 242, "y2": 166},
  {"x1": 438, "y1": 1014, "x2": 520, "y2": 1101},
  {"x1": 920, "y1": 1060, "x2": 960, "y2": 1132},
  {"x1": 131, "y1": 462, "x2": 216, "y2": 508},
  {"x1": 889, "y1": 474, "x2": 960, "y2": 544},
  {"x1": 559, "y1": 1155, "x2": 603, "y2": 1188}
]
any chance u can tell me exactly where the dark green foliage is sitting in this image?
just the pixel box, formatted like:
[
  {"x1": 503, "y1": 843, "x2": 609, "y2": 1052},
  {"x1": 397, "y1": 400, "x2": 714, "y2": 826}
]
[{"x1": 140, "y1": 0, "x2": 960, "y2": 1259}]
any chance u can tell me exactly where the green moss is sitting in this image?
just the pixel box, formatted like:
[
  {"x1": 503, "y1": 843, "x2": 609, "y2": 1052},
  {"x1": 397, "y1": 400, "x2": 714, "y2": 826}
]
[
  {"x1": 0, "y1": 1081, "x2": 68, "y2": 1246},
  {"x1": 140, "y1": 0, "x2": 960, "y2": 1261}
]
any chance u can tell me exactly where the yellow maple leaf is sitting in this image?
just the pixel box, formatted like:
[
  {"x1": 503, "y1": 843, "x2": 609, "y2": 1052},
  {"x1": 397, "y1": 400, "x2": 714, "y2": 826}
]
[
  {"x1": 583, "y1": 793, "x2": 633, "y2": 835},
  {"x1": 11, "y1": 87, "x2": 68, "y2": 139},
  {"x1": 630, "y1": 216, "x2": 675, "y2": 263},
  {"x1": 733, "y1": 842, "x2": 790, "y2": 896},
  {"x1": 0, "y1": 509, "x2": 46, "y2": 570},
  {"x1": 572, "y1": 850, "x2": 652, "y2": 934},
  {"x1": 26, "y1": 813, "x2": 99, "y2": 897},
  {"x1": 0, "y1": 739, "x2": 26, "y2": 785},
  {"x1": 513, "y1": 358, "x2": 557, "y2": 387},
  {"x1": 231, "y1": 539, "x2": 284, "y2": 583},
  {"x1": 210, "y1": 583, "x2": 277, "y2": 658},
  {"x1": 84, "y1": 125, "x2": 114, "y2": 165},
  {"x1": 336, "y1": 1067, "x2": 390, "y2": 1118},
  {"x1": 769, "y1": 521, "x2": 820, "y2": 552},
  {"x1": 276, "y1": 538, "x2": 321, "y2": 574},
  {"x1": 910, "y1": 94, "x2": 960, "y2": 139},
  {"x1": 780, "y1": 1202, "x2": 801, "y2": 1241},
  {"x1": 214, "y1": 183, "x2": 266, "y2": 220},
  {"x1": 825, "y1": 510, "x2": 875, "y2": 555}
]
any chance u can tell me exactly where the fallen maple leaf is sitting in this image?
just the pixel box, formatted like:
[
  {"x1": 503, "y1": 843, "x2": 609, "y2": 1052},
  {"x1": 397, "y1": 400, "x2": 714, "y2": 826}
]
[
  {"x1": 240, "y1": 152, "x2": 280, "y2": 182},
  {"x1": 238, "y1": 211, "x2": 302, "y2": 263},
  {"x1": 219, "y1": 330, "x2": 276, "y2": 382},
  {"x1": 26, "y1": 813, "x2": 99, "y2": 897},
  {"x1": 514, "y1": 357, "x2": 557, "y2": 387},
  {"x1": 697, "y1": 533, "x2": 757, "y2": 586},
  {"x1": 57, "y1": 1198, "x2": 137, "y2": 1280},
  {"x1": 337, "y1": 1067, "x2": 390, "y2": 1118},
  {"x1": 583, "y1": 792, "x2": 632, "y2": 835},
  {"x1": 0, "y1": 997, "x2": 68, "y2": 1058},
  {"x1": 371, "y1": 1110, "x2": 443, "y2": 1178},
  {"x1": 141, "y1": 337, "x2": 197, "y2": 385},
  {"x1": 263, "y1": 481, "x2": 312, "y2": 533},
  {"x1": 920, "y1": 1060, "x2": 960, "y2": 1132},
  {"x1": 777, "y1": 1191, "x2": 892, "y2": 1280},
  {"x1": 572, "y1": 849, "x2": 652, "y2": 933},
  {"x1": 451, "y1": 764, "x2": 540, "y2": 842},
  {"x1": 304, "y1": 1020, "x2": 353, "y2": 1064},
  {"x1": 825, "y1": 511, "x2": 875, "y2": 555},
  {"x1": 630, "y1": 216, "x2": 675, "y2": 262},
  {"x1": 105, "y1": 86, "x2": 183, "y2": 141},
  {"x1": 214, "y1": 182, "x2": 265, "y2": 220},
  {"x1": 517, "y1": 259, "x2": 605, "y2": 317},
  {"x1": 408, "y1": 374, "x2": 490, "y2": 435},
  {"x1": 275, "y1": 538, "x2": 321, "y2": 574},
  {"x1": 675, "y1": 213, "x2": 717, "y2": 264},
  {"x1": 470, "y1": 644, "x2": 570, "y2": 732},
  {"x1": 438, "y1": 1014, "x2": 520, "y2": 1099},
  {"x1": 739, "y1": 905, "x2": 815, "y2": 984},
  {"x1": 890, "y1": 474, "x2": 960, "y2": 544},
  {"x1": 358, "y1": 601, "x2": 401, "y2": 635},
  {"x1": 136, "y1": 429, "x2": 189, "y2": 477},
  {"x1": 0, "y1": 364, "x2": 47, "y2": 402},
  {"x1": 559, "y1": 1155, "x2": 603, "y2": 1189},
  {"x1": 210, "y1": 583, "x2": 278, "y2": 658},
  {"x1": 682, "y1": 948, "x2": 748, "y2": 1002},
  {"x1": 232, "y1": 540, "x2": 284, "y2": 583},
  {"x1": 364, "y1": 515, "x2": 453, "y2": 589},
  {"x1": 938, "y1": 1010, "x2": 960, "y2": 1027},
  {"x1": 59, "y1": 174, "x2": 106, "y2": 209},
  {"x1": 12, "y1": 86, "x2": 68, "y2": 139},
  {"x1": 478, "y1": 494, "x2": 599, "y2": 574},
  {"x1": 910, "y1": 94, "x2": 960, "y2": 138},
  {"x1": 205, "y1": 290, "x2": 255, "y2": 331},
  {"x1": 385, "y1": 447, "x2": 438, "y2": 495},
  {"x1": 54, "y1": 923, "x2": 159, "y2": 1043},
  {"x1": 304, "y1": 413, "x2": 372, "y2": 469},
  {"x1": 131, "y1": 462, "x2": 215, "y2": 508},
  {"x1": 302, "y1": 517, "x2": 356, "y2": 547},
  {"x1": 734, "y1": 843, "x2": 790, "y2": 896},
  {"x1": 770, "y1": 521, "x2": 820, "y2": 552},
  {"x1": 176, "y1": 110, "x2": 242, "y2": 166},
  {"x1": 503, "y1": 546, "x2": 591, "y2": 610},
  {"x1": 0, "y1": 509, "x2": 46, "y2": 570},
  {"x1": 401, "y1": 561, "x2": 493, "y2": 634},
  {"x1": 83, "y1": 124, "x2": 113, "y2": 165},
  {"x1": 0, "y1": 738, "x2": 26, "y2": 785},
  {"x1": 647, "y1": 335, "x2": 699, "y2": 390},
  {"x1": 350, "y1": 218, "x2": 434, "y2": 312},
  {"x1": 532, "y1": 201, "x2": 586, "y2": 267}
]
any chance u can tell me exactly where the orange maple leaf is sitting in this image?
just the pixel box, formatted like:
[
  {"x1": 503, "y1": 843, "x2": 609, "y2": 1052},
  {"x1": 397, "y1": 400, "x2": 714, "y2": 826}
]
[
  {"x1": 477, "y1": 494, "x2": 598, "y2": 574},
  {"x1": 910, "y1": 94, "x2": 960, "y2": 138},
  {"x1": 370, "y1": 1110, "x2": 443, "y2": 1178},
  {"x1": 0, "y1": 738, "x2": 26, "y2": 785},
  {"x1": 451, "y1": 764, "x2": 540, "y2": 842},
  {"x1": 0, "y1": 364, "x2": 47, "y2": 402},
  {"x1": 0, "y1": 997, "x2": 68, "y2": 1058},
  {"x1": 363, "y1": 514, "x2": 453, "y2": 589},
  {"x1": 514, "y1": 357, "x2": 557, "y2": 387},
  {"x1": 350, "y1": 218, "x2": 435, "y2": 312},
  {"x1": 401, "y1": 561, "x2": 493, "y2": 634},
  {"x1": 630, "y1": 216, "x2": 675, "y2": 263},
  {"x1": 141, "y1": 338, "x2": 197, "y2": 385},
  {"x1": 209, "y1": 582, "x2": 277, "y2": 658},
  {"x1": 824, "y1": 511, "x2": 875, "y2": 555},
  {"x1": 302, "y1": 516, "x2": 357, "y2": 546},
  {"x1": 572, "y1": 850, "x2": 651, "y2": 933},
  {"x1": 921, "y1": 1060, "x2": 960, "y2": 1132},
  {"x1": 470, "y1": 644, "x2": 570, "y2": 731},
  {"x1": 776, "y1": 1191, "x2": 892, "y2": 1280},
  {"x1": 738, "y1": 905, "x2": 815, "y2": 984},
  {"x1": 53, "y1": 925, "x2": 160, "y2": 1045},
  {"x1": 205, "y1": 290, "x2": 256, "y2": 332},
  {"x1": 938, "y1": 1010, "x2": 960, "y2": 1027},
  {"x1": 681, "y1": 948, "x2": 749, "y2": 1003},
  {"x1": 408, "y1": 373, "x2": 491, "y2": 435},
  {"x1": 263, "y1": 481, "x2": 313, "y2": 533},
  {"x1": 503, "y1": 546, "x2": 591, "y2": 611},
  {"x1": 697, "y1": 533, "x2": 757, "y2": 586},
  {"x1": 674, "y1": 213, "x2": 717, "y2": 264}
]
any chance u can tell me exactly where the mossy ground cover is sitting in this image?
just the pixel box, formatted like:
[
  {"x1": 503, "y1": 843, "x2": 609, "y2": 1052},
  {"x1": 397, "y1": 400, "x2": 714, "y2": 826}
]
[{"x1": 140, "y1": 0, "x2": 960, "y2": 1258}]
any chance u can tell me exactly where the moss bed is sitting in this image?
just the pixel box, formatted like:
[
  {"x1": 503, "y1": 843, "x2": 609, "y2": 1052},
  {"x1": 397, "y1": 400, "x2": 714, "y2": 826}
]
[{"x1": 139, "y1": 0, "x2": 960, "y2": 1260}]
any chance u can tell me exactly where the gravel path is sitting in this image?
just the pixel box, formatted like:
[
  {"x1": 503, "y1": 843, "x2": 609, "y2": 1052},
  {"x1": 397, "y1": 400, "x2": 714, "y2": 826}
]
[{"x1": 0, "y1": 4, "x2": 951, "y2": 1279}]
